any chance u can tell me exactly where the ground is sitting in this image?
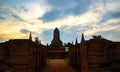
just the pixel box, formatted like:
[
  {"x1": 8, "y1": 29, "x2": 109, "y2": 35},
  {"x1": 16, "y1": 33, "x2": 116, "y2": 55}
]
[{"x1": 42, "y1": 59, "x2": 76, "y2": 72}]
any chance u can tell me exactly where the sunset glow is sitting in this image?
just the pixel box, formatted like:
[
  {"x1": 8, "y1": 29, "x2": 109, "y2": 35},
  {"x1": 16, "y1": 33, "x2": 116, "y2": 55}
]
[{"x1": 0, "y1": 0, "x2": 120, "y2": 44}]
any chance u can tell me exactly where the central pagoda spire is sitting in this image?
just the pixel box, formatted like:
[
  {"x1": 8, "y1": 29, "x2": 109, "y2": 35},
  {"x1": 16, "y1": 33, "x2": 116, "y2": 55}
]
[{"x1": 51, "y1": 28, "x2": 63, "y2": 46}]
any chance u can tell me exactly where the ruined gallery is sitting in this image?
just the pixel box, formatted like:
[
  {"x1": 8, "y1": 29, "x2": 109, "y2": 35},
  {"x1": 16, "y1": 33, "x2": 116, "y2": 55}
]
[{"x1": 0, "y1": 28, "x2": 120, "y2": 72}]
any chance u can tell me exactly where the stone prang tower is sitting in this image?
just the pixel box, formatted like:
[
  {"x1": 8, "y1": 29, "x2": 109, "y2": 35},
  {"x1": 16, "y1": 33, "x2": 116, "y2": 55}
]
[{"x1": 51, "y1": 28, "x2": 63, "y2": 46}]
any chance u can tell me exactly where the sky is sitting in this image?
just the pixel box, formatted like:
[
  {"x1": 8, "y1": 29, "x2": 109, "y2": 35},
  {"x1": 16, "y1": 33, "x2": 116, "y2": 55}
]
[{"x1": 0, "y1": 0, "x2": 120, "y2": 45}]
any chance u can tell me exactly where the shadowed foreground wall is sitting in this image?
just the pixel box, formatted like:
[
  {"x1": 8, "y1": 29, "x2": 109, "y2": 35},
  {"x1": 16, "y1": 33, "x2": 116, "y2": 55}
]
[
  {"x1": 0, "y1": 39, "x2": 46, "y2": 72},
  {"x1": 68, "y1": 37, "x2": 120, "y2": 72}
]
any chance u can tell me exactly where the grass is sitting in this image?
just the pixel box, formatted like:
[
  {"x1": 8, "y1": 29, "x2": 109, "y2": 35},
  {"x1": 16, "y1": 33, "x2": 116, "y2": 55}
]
[
  {"x1": 64, "y1": 57, "x2": 69, "y2": 63},
  {"x1": 46, "y1": 58, "x2": 51, "y2": 64}
]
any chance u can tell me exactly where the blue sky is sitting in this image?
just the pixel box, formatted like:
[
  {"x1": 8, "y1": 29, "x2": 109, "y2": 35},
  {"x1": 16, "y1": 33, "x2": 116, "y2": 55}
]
[{"x1": 0, "y1": 0, "x2": 120, "y2": 44}]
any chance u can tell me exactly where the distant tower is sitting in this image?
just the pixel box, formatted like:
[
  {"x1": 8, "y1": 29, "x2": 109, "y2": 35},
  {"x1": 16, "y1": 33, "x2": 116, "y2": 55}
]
[
  {"x1": 35, "y1": 37, "x2": 39, "y2": 44},
  {"x1": 81, "y1": 33, "x2": 85, "y2": 43},
  {"x1": 29, "y1": 32, "x2": 32, "y2": 41},
  {"x1": 75, "y1": 38, "x2": 78, "y2": 45},
  {"x1": 71, "y1": 41, "x2": 74, "y2": 45},
  {"x1": 51, "y1": 28, "x2": 63, "y2": 46}
]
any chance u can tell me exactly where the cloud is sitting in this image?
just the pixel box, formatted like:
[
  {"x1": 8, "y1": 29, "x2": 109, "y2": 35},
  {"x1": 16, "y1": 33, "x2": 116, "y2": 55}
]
[
  {"x1": 0, "y1": 20, "x2": 26, "y2": 40},
  {"x1": 0, "y1": 0, "x2": 52, "y2": 41},
  {"x1": 84, "y1": 18, "x2": 120, "y2": 35},
  {"x1": 39, "y1": 9, "x2": 62, "y2": 22},
  {"x1": 107, "y1": 32, "x2": 120, "y2": 41},
  {"x1": 41, "y1": 29, "x2": 53, "y2": 44},
  {"x1": 16, "y1": 1, "x2": 51, "y2": 19},
  {"x1": 0, "y1": 0, "x2": 51, "y2": 23},
  {"x1": 40, "y1": 0, "x2": 91, "y2": 22},
  {"x1": 0, "y1": 17, "x2": 5, "y2": 21},
  {"x1": 12, "y1": 14, "x2": 24, "y2": 22},
  {"x1": 44, "y1": 10, "x2": 100, "y2": 29},
  {"x1": 0, "y1": 4, "x2": 25, "y2": 22},
  {"x1": 20, "y1": 29, "x2": 30, "y2": 34},
  {"x1": 0, "y1": 0, "x2": 120, "y2": 44},
  {"x1": 38, "y1": 0, "x2": 120, "y2": 43},
  {"x1": 100, "y1": 11, "x2": 120, "y2": 23},
  {"x1": 0, "y1": 6, "x2": 12, "y2": 21}
]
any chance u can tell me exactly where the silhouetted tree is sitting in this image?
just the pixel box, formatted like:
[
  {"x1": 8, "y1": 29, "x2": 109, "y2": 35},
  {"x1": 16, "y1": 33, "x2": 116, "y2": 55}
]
[{"x1": 92, "y1": 35, "x2": 104, "y2": 39}]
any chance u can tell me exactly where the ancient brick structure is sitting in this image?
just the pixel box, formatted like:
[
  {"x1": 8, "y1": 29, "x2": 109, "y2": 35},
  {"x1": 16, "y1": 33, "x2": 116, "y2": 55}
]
[
  {"x1": 68, "y1": 38, "x2": 81, "y2": 72},
  {"x1": 68, "y1": 34, "x2": 120, "y2": 72},
  {"x1": 0, "y1": 28, "x2": 120, "y2": 72},
  {"x1": 0, "y1": 33, "x2": 46, "y2": 72},
  {"x1": 50, "y1": 28, "x2": 63, "y2": 46},
  {"x1": 47, "y1": 28, "x2": 67, "y2": 59}
]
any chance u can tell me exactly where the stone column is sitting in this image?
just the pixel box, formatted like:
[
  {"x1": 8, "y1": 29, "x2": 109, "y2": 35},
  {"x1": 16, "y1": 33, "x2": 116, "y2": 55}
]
[{"x1": 80, "y1": 43, "x2": 89, "y2": 72}]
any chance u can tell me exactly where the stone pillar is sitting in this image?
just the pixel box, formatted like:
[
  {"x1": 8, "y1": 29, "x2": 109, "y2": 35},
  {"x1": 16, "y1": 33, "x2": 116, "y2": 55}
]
[{"x1": 80, "y1": 43, "x2": 89, "y2": 72}]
